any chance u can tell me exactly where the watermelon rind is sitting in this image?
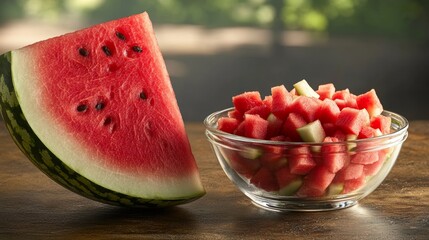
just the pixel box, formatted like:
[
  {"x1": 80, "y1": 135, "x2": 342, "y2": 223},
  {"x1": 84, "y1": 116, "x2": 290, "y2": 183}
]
[
  {"x1": 293, "y1": 79, "x2": 320, "y2": 98},
  {"x1": 0, "y1": 24, "x2": 204, "y2": 208}
]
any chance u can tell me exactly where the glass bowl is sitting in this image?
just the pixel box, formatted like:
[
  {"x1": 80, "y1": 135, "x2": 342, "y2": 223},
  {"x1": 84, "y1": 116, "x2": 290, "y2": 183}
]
[{"x1": 204, "y1": 108, "x2": 408, "y2": 212}]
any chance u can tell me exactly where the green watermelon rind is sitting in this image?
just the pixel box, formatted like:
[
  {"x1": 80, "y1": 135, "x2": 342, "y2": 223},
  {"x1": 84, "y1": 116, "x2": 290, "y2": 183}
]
[{"x1": 0, "y1": 51, "x2": 202, "y2": 208}]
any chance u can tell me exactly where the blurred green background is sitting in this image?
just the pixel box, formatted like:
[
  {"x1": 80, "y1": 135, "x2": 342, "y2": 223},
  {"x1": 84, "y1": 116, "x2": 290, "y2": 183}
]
[{"x1": 1, "y1": 0, "x2": 428, "y2": 120}]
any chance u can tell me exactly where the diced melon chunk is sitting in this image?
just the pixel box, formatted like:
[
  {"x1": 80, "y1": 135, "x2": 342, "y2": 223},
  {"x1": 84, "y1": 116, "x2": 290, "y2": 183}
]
[
  {"x1": 232, "y1": 91, "x2": 263, "y2": 113},
  {"x1": 293, "y1": 79, "x2": 320, "y2": 98},
  {"x1": 297, "y1": 120, "x2": 326, "y2": 143},
  {"x1": 356, "y1": 89, "x2": 383, "y2": 117}
]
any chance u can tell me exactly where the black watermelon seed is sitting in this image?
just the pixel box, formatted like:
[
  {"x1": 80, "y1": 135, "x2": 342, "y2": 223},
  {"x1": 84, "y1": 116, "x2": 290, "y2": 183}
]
[
  {"x1": 115, "y1": 32, "x2": 126, "y2": 40},
  {"x1": 78, "y1": 48, "x2": 89, "y2": 57},
  {"x1": 95, "y1": 102, "x2": 105, "y2": 110},
  {"x1": 132, "y1": 46, "x2": 142, "y2": 53},
  {"x1": 102, "y1": 46, "x2": 112, "y2": 56},
  {"x1": 139, "y1": 91, "x2": 147, "y2": 100},
  {"x1": 76, "y1": 104, "x2": 88, "y2": 112},
  {"x1": 103, "y1": 117, "x2": 112, "y2": 125}
]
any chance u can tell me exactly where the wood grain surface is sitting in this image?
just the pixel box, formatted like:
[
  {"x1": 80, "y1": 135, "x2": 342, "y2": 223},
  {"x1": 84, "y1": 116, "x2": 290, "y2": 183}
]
[{"x1": 0, "y1": 121, "x2": 428, "y2": 239}]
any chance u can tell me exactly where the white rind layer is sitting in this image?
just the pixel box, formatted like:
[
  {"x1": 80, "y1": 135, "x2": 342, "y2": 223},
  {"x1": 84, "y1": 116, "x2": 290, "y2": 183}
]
[{"x1": 11, "y1": 46, "x2": 204, "y2": 200}]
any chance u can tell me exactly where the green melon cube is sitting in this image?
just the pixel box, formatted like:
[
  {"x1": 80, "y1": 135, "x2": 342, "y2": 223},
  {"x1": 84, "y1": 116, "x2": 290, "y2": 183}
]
[
  {"x1": 297, "y1": 120, "x2": 326, "y2": 143},
  {"x1": 293, "y1": 79, "x2": 320, "y2": 98}
]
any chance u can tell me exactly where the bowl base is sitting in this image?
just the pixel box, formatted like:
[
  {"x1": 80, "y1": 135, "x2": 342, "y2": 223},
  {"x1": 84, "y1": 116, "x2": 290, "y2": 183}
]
[{"x1": 251, "y1": 199, "x2": 358, "y2": 212}]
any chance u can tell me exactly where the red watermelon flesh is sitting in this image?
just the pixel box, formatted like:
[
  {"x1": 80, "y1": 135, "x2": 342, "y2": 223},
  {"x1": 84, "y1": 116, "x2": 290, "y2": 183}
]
[
  {"x1": 356, "y1": 89, "x2": 383, "y2": 117},
  {"x1": 351, "y1": 151, "x2": 379, "y2": 165},
  {"x1": 271, "y1": 85, "x2": 293, "y2": 120},
  {"x1": 275, "y1": 167, "x2": 302, "y2": 195},
  {"x1": 262, "y1": 95, "x2": 273, "y2": 110},
  {"x1": 228, "y1": 109, "x2": 244, "y2": 121},
  {"x1": 363, "y1": 155, "x2": 385, "y2": 176},
  {"x1": 370, "y1": 115, "x2": 392, "y2": 134},
  {"x1": 321, "y1": 137, "x2": 347, "y2": 173},
  {"x1": 217, "y1": 117, "x2": 240, "y2": 134},
  {"x1": 332, "y1": 89, "x2": 351, "y2": 100},
  {"x1": 290, "y1": 96, "x2": 320, "y2": 122},
  {"x1": 228, "y1": 151, "x2": 261, "y2": 179},
  {"x1": 297, "y1": 166, "x2": 335, "y2": 197},
  {"x1": 287, "y1": 146, "x2": 316, "y2": 175},
  {"x1": 316, "y1": 98, "x2": 340, "y2": 124},
  {"x1": 282, "y1": 112, "x2": 307, "y2": 141},
  {"x1": 246, "y1": 104, "x2": 271, "y2": 119},
  {"x1": 336, "y1": 107, "x2": 370, "y2": 135},
  {"x1": 244, "y1": 114, "x2": 269, "y2": 139},
  {"x1": 343, "y1": 175, "x2": 366, "y2": 194},
  {"x1": 316, "y1": 83, "x2": 335, "y2": 100},
  {"x1": 232, "y1": 91, "x2": 263, "y2": 113},
  {"x1": 250, "y1": 167, "x2": 279, "y2": 192},
  {"x1": 266, "y1": 114, "x2": 283, "y2": 139},
  {"x1": 11, "y1": 12, "x2": 204, "y2": 199},
  {"x1": 334, "y1": 163, "x2": 364, "y2": 182}
]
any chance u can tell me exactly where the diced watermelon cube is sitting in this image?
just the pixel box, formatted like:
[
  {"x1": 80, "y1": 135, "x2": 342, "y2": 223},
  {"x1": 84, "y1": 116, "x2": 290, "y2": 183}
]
[
  {"x1": 266, "y1": 113, "x2": 284, "y2": 139},
  {"x1": 358, "y1": 126, "x2": 380, "y2": 139},
  {"x1": 333, "y1": 130, "x2": 347, "y2": 141},
  {"x1": 275, "y1": 167, "x2": 302, "y2": 195},
  {"x1": 332, "y1": 88, "x2": 351, "y2": 100},
  {"x1": 271, "y1": 85, "x2": 293, "y2": 120},
  {"x1": 321, "y1": 137, "x2": 348, "y2": 173},
  {"x1": 322, "y1": 123, "x2": 336, "y2": 137},
  {"x1": 334, "y1": 163, "x2": 364, "y2": 182},
  {"x1": 356, "y1": 89, "x2": 383, "y2": 117},
  {"x1": 363, "y1": 154, "x2": 385, "y2": 176},
  {"x1": 316, "y1": 83, "x2": 335, "y2": 100},
  {"x1": 316, "y1": 98, "x2": 340, "y2": 124},
  {"x1": 296, "y1": 166, "x2": 335, "y2": 197},
  {"x1": 343, "y1": 175, "x2": 366, "y2": 194},
  {"x1": 346, "y1": 94, "x2": 358, "y2": 108},
  {"x1": 351, "y1": 151, "x2": 379, "y2": 165},
  {"x1": 275, "y1": 167, "x2": 297, "y2": 187},
  {"x1": 250, "y1": 167, "x2": 279, "y2": 192},
  {"x1": 288, "y1": 146, "x2": 316, "y2": 175},
  {"x1": 228, "y1": 109, "x2": 244, "y2": 121},
  {"x1": 243, "y1": 114, "x2": 269, "y2": 139},
  {"x1": 334, "y1": 99, "x2": 347, "y2": 110},
  {"x1": 226, "y1": 151, "x2": 261, "y2": 179},
  {"x1": 262, "y1": 95, "x2": 273, "y2": 110},
  {"x1": 282, "y1": 112, "x2": 307, "y2": 141},
  {"x1": 234, "y1": 121, "x2": 245, "y2": 136},
  {"x1": 232, "y1": 91, "x2": 263, "y2": 113},
  {"x1": 245, "y1": 104, "x2": 271, "y2": 119},
  {"x1": 335, "y1": 107, "x2": 370, "y2": 135},
  {"x1": 370, "y1": 115, "x2": 391, "y2": 134},
  {"x1": 290, "y1": 96, "x2": 321, "y2": 122},
  {"x1": 217, "y1": 117, "x2": 240, "y2": 134},
  {"x1": 260, "y1": 155, "x2": 288, "y2": 171}
]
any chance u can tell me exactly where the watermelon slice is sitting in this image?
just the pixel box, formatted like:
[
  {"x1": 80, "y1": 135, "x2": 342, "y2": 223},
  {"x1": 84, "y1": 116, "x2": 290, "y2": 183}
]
[{"x1": 0, "y1": 12, "x2": 205, "y2": 207}]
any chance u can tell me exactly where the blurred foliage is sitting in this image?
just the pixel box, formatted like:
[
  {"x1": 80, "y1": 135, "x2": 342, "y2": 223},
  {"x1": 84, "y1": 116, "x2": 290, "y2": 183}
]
[{"x1": 1, "y1": 0, "x2": 428, "y2": 40}]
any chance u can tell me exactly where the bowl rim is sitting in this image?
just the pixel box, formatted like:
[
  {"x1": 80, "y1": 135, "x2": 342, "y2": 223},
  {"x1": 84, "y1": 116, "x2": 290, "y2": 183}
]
[{"x1": 204, "y1": 107, "x2": 409, "y2": 146}]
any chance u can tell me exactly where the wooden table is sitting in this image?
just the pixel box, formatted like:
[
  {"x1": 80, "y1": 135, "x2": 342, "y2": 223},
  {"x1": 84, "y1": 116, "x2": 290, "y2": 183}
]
[{"x1": 0, "y1": 121, "x2": 428, "y2": 239}]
